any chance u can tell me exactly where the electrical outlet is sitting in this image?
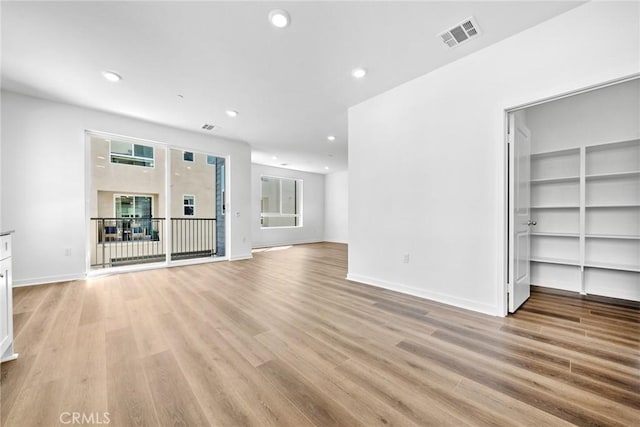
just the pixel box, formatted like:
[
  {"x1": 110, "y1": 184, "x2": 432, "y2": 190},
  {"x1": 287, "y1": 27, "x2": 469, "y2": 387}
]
[
  {"x1": 403, "y1": 252, "x2": 410, "y2": 264},
  {"x1": 64, "y1": 248, "x2": 72, "y2": 256}
]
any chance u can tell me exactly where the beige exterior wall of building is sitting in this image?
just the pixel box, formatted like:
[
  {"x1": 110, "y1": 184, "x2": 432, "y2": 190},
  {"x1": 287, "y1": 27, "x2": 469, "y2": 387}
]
[
  {"x1": 169, "y1": 149, "x2": 216, "y2": 219},
  {"x1": 91, "y1": 138, "x2": 218, "y2": 219},
  {"x1": 91, "y1": 136, "x2": 165, "y2": 218}
]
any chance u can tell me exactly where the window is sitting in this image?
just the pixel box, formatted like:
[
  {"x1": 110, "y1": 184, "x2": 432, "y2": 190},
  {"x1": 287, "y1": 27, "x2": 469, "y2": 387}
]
[
  {"x1": 183, "y1": 151, "x2": 194, "y2": 162},
  {"x1": 110, "y1": 141, "x2": 154, "y2": 167},
  {"x1": 206, "y1": 155, "x2": 216, "y2": 165},
  {"x1": 260, "y1": 176, "x2": 302, "y2": 227},
  {"x1": 115, "y1": 195, "x2": 153, "y2": 218},
  {"x1": 183, "y1": 195, "x2": 195, "y2": 216}
]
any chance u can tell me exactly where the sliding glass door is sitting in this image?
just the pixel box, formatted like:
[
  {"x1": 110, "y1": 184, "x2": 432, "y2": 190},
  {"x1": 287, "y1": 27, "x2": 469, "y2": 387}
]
[
  {"x1": 88, "y1": 134, "x2": 226, "y2": 270},
  {"x1": 169, "y1": 149, "x2": 225, "y2": 261}
]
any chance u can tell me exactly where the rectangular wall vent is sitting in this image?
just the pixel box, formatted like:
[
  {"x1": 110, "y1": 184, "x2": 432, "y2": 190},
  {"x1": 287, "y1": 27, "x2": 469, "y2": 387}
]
[
  {"x1": 438, "y1": 17, "x2": 480, "y2": 48},
  {"x1": 201, "y1": 124, "x2": 215, "y2": 131}
]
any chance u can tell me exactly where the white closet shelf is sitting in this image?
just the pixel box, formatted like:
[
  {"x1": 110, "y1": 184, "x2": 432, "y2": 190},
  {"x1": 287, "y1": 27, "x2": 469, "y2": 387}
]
[
  {"x1": 530, "y1": 232, "x2": 580, "y2": 238},
  {"x1": 531, "y1": 147, "x2": 580, "y2": 158},
  {"x1": 584, "y1": 262, "x2": 640, "y2": 273},
  {"x1": 531, "y1": 205, "x2": 580, "y2": 209},
  {"x1": 586, "y1": 234, "x2": 640, "y2": 240},
  {"x1": 530, "y1": 176, "x2": 580, "y2": 184},
  {"x1": 585, "y1": 170, "x2": 640, "y2": 180},
  {"x1": 585, "y1": 204, "x2": 640, "y2": 208},
  {"x1": 530, "y1": 257, "x2": 581, "y2": 266}
]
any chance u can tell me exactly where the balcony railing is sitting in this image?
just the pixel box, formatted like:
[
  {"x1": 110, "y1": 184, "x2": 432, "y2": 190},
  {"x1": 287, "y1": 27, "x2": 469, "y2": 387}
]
[{"x1": 90, "y1": 217, "x2": 216, "y2": 268}]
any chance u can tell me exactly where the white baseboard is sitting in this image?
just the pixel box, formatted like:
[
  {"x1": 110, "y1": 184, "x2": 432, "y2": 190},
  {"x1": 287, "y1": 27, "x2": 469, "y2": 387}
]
[
  {"x1": 230, "y1": 254, "x2": 253, "y2": 261},
  {"x1": 252, "y1": 239, "x2": 323, "y2": 249},
  {"x1": 345, "y1": 273, "x2": 500, "y2": 317},
  {"x1": 323, "y1": 238, "x2": 348, "y2": 244},
  {"x1": 13, "y1": 273, "x2": 85, "y2": 288}
]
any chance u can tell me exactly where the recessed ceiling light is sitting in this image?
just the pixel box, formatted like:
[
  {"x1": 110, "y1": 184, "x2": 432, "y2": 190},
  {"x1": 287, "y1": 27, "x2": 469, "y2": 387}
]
[
  {"x1": 324, "y1": 166, "x2": 330, "y2": 170},
  {"x1": 102, "y1": 71, "x2": 122, "y2": 82},
  {"x1": 226, "y1": 110, "x2": 239, "y2": 118},
  {"x1": 272, "y1": 156, "x2": 278, "y2": 160},
  {"x1": 352, "y1": 68, "x2": 367, "y2": 79},
  {"x1": 327, "y1": 135, "x2": 336, "y2": 142},
  {"x1": 269, "y1": 9, "x2": 290, "y2": 28}
]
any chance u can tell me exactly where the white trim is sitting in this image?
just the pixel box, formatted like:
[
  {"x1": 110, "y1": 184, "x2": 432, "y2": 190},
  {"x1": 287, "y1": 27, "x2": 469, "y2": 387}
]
[
  {"x1": 85, "y1": 132, "x2": 93, "y2": 278},
  {"x1": 346, "y1": 273, "x2": 500, "y2": 317},
  {"x1": 86, "y1": 130, "x2": 232, "y2": 274},
  {"x1": 260, "y1": 175, "x2": 303, "y2": 228},
  {"x1": 183, "y1": 151, "x2": 195, "y2": 162},
  {"x1": 1, "y1": 353, "x2": 19, "y2": 363},
  {"x1": 324, "y1": 239, "x2": 348, "y2": 244},
  {"x1": 230, "y1": 254, "x2": 253, "y2": 261},
  {"x1": 165, "y1": 139, "x2": 171, "y2": 263},
  {"x1": 13, "y1": 273, "x2": 86, "y2": 288},
  {"x1": 113, "y1": 193, "x2": 155, "y2": 218},
  {"x1": 86, "y1": 255, "x2": 229, "y2": 279},
  {"x1": 109, "y1": 139, "x2": 155, "y2": 168},
  {"x1": 87, "y1": 262, "x2": 166, "y2": 278},
  {"x1": 166, "y1": 256, "x2": 227, "y2": 268},
  {"x1": 506, "y1": 73, "x2": 640, "y2": 112},
  {"x1": 252, "y1": 238, "x2": 324, "y2": 249},
  {"x1": 183, "y1": 194, "x2": 195, "y2": 217},
  {"x1": 501, "y1": 74, "x2": 640, "y2": 315}
]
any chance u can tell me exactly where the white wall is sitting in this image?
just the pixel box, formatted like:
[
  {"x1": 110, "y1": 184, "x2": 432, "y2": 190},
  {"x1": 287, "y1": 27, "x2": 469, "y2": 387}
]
[
  {"x1": 251, "y1": 163, "x2": 324, "y2": 248},
  {"x1": 0, "y1": 2, "x2": 3, "y2": 232},
  {"x1": 348, "y1": 2, "x2": 640, "y2": 316},
  {"x1": 527, "y1": 79, "x2": 640, "y2": 153},
  {"x1": 1, "y1": 91, "x2": 253, "y2": 286},
  {"x1": 324, "y1": 171, "x2": 348, "y2": 244}
]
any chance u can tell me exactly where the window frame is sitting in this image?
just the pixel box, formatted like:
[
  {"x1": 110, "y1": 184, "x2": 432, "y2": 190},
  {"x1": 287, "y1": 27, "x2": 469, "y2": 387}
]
[
  {"x1": 183, "y1": 194, "x2": 195, "y2": 216},
  {"x1": 113, "y1": 193, "x2": 154, "y2": 218},
  {"x1": 109, "y1": 140, "x2": 155, "y2": 168},
  {"x1": 260, "y1": 176, "x2": 303, "y2": 228},
  {"x1": 183, "y1": 151, "x2": 194, "y2": 162}
]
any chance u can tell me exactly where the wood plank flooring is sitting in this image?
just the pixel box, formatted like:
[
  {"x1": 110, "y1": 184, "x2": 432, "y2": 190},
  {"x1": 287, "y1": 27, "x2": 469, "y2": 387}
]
[{"x1": 1, "y1": 242, "x2": 638, "y2": 426}]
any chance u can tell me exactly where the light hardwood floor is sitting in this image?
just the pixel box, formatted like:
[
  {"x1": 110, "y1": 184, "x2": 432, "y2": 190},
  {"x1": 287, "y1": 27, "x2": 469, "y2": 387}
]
[{"x1": 1, "y1": 243, "x2": 638, "y2": 426}]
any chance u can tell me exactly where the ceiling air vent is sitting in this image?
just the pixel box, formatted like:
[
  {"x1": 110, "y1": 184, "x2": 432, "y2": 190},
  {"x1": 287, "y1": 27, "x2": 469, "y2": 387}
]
[
  {"x1": 201, "y1": 123, "x2": 215, "y2": 131},
  {"x1": 438, "y1": 17, "x2": 480, "y2": 48}
]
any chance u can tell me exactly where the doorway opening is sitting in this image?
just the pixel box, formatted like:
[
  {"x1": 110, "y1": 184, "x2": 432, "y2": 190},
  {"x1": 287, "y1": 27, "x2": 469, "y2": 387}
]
[{"x1": 506, "y1": 77, "x2": 639, "y2": 312}]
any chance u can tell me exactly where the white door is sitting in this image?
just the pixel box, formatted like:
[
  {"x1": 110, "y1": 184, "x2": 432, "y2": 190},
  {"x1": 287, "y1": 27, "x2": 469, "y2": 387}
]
[{"x1": 509, "y1": 111, "x2": 533, "y2": 312}]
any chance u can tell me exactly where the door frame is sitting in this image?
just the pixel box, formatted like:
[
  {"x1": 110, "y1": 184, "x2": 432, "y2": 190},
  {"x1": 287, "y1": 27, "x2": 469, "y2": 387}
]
[
  {"x1": 84, "y1": 130, "x2": 232, "y2": 276},
  {"x1": 501, "y1": 73, "x2": 640, "y2": 316}
]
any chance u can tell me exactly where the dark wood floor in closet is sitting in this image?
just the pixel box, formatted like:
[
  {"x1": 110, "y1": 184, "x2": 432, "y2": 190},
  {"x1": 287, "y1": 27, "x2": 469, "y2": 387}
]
[{"x1": 1, "y1": 243, "x2": 638, "y2": 426}]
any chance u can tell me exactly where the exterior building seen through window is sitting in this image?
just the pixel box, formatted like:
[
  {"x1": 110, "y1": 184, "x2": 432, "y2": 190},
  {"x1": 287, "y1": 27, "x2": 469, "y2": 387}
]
[{"x1": 260, "y1": 176, "x2": 302, "y2": 227}]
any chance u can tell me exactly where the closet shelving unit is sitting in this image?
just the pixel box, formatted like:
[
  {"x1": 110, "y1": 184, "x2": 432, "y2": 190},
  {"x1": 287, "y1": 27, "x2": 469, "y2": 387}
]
[{"x1": 529, "y1": 139, "x2": 639, "y2": 299}]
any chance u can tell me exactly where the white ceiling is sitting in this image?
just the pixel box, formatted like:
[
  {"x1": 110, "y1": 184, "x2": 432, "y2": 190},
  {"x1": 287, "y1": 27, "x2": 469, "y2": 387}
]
[{"x1": 1, "y1": 1, "x2": 584, "y2": 174}]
